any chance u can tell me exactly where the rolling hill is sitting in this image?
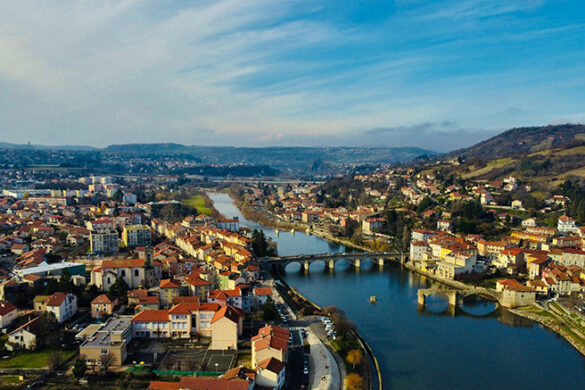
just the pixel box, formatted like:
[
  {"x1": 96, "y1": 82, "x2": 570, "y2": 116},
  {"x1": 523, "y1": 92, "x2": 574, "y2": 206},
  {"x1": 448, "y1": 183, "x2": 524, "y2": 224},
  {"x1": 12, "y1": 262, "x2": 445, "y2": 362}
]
[{"x1": 446, "y1": 123, "x2": 585, "y2": 184}]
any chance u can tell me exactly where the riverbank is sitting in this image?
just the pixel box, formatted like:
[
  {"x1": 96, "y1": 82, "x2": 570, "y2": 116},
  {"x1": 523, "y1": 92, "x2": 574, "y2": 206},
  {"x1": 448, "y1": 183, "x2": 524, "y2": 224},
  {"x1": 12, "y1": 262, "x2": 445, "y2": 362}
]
[
  {"x1": 511, "y1": 303, "x2": 585, "y2": 357},
  {"x1": 272, "y1": 267, "x2": 376, "y2": 390},
  {"x1": 405, "y1": 261, "x2": 585, "y2": 359}
]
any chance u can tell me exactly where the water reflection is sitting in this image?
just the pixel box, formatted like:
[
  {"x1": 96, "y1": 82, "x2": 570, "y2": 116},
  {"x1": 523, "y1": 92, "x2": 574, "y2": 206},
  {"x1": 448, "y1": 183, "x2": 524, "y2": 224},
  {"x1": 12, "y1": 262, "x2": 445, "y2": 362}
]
[{"x1": 209, "y1": 192, "x2": 585, "y2": 390}]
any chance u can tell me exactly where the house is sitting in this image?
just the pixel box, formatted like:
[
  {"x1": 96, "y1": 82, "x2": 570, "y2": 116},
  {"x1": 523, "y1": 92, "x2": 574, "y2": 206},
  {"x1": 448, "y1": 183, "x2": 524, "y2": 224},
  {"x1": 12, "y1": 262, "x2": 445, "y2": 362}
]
[
  {"x1": 0, "y1": 301, "x2": 18, "y2": 329},
  {"x1": 91, "y1": 294, "x2": 118, "y2": 319},
  {"x1": 208, "y1": 289, "x2": 242, "y2": 309},
  {"x1": 410, "y1": 241, "x2": 429, "y2": 261},
  {"x1": 437, "y1": 220, "x2": 452, "y2": 233},
  {"x1": 253, "y1": 287, "x2": 273, "y2": 309},
  {"x1": 528, "y1": 257, "x2": 551, "y2": 280},
  {"x1": 522, "y1": 218, "x2": 537, "y2": 228},
  {"x1": 496, "y1": 279, "x2": 536, "y2": 308},
  {"x1": 558, "y1": 215, "x2": 578, "y2": 234},
  {"x1": 210, "y1": 305, "x2": 244, "y2": 350},
  {"x1": 362, "y1": 217, "x2": 385, "y2": 234},
  {"x1": 128, "y1": 289, "x2": 148, "y2": 307},
  {"x1": 493, "y1": 248, "x2": 524, "y2": 271},
  {"x1": 251, "y1": 325, "x2": 289, "y2": 369},
  {"x1": 185, "y1": 273, "x2": 213, "y2": 301},
  {"x1": 256, "y1": 357, "x2": 286, "y2": 390},
  {"x1": 160, "y1": 279, "x2": 181, "y2": 308},
  {"x1": 7, "y1": 316, "x2": 41, "y2": 350},
  {"x1": 34, "y1": 292, "x2": 77, "y2": 323}
]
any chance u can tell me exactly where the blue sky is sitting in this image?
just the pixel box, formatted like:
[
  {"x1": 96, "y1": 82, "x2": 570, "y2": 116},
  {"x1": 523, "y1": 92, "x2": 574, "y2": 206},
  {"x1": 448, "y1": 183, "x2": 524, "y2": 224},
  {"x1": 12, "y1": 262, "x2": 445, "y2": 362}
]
[{"x1": 1, "y1": 0, "x2": 584, "y2": 151}]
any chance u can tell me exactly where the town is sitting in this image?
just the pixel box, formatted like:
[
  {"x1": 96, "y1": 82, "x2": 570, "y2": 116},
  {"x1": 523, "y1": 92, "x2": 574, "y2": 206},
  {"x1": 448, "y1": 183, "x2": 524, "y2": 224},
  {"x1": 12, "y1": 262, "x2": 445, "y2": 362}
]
[{"x1": 0, "y1": 172, "x2": 354, "y2": 390}]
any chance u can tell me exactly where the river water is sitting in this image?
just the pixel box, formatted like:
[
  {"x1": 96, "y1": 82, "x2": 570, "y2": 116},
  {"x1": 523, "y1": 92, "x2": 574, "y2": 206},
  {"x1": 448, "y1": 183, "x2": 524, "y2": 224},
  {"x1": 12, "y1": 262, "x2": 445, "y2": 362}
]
[{"x1": 209, "y1": 192, "x2": 585, "y2": 389}]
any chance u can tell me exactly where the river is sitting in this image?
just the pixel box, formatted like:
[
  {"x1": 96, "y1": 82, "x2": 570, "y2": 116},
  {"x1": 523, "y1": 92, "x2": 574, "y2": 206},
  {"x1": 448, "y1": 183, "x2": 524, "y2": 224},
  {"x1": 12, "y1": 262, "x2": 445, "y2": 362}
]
[{"x1": 209, "y1": 192, "x2": 585, "y2": 389}]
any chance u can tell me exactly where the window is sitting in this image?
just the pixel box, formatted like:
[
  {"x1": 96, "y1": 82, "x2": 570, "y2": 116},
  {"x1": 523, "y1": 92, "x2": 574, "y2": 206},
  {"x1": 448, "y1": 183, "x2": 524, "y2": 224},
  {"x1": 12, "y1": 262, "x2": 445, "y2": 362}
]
[
  {"x1": 101, "y1": 349, "x2": 108, "y2": 354},
  {"x1": 121, "y1": 270, "x2": 126, "y2": 277},
  {"x1": 135, "y1": 269, "x2": 139, "y2": 277}
]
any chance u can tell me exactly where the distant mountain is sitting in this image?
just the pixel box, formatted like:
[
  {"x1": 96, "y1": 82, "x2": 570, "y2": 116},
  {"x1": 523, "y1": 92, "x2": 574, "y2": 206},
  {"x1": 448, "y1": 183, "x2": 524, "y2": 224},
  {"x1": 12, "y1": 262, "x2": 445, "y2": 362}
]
[
  {"x1": 450, "y1": 124, "x2": 585, "y2": 160},
  {"x1": 0, "y1": 141, "x2": 436, "y2": 175},
  {"x1": 104, "y1": 143, "x2": 192, "y2": 154},
  {"x1": 0, "y1": 142, "x2": 96, "y2": 151},
  {"x1": 0, "y1": 142, "x2": 35, "y2": 150},
  {"x1": 103, "y1": 143, "x2": 437, "y2": 170}
]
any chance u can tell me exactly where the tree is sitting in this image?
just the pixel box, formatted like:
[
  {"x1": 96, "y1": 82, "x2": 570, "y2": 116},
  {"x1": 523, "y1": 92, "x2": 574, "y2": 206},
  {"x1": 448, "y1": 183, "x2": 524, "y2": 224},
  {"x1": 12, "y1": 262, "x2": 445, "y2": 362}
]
[
  {"x1": 73, "y1": 356, "x2": 88, "y2": 379},
  {"x1": 58, "y1": 269, "x2": 74, "y2": 292},
  {"x1": 261, "y1": 297, "x2": 278, "y2": 321},
  {"x1": 112, "y1": 189, "x2": 123, "y2": 203},
  {"x1": 346, "y1": 349, "x2": 363, "y2": 370},
  {"x1": 108, "y1": 276, "x2": 129, "y2": 300},
  {"x1": 100, "y1": 351, "x2": 116, "y2": 372},
  {"x1": 37, "y1": 312, "x2": 62, "y2": 349},
  {"x1": 345, "y1": 373, "x2": 363, "y2": 390},
  {"x1": 48, "y1": 352, "x2": 63, "y2": 372}
]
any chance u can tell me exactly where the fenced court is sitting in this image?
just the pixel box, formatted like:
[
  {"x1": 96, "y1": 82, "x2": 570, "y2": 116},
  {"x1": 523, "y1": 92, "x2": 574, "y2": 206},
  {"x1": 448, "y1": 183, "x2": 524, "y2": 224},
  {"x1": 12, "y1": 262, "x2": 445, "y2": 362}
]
[{"x1": 159, "y1": 349, "x2": 236, "y2": 373}]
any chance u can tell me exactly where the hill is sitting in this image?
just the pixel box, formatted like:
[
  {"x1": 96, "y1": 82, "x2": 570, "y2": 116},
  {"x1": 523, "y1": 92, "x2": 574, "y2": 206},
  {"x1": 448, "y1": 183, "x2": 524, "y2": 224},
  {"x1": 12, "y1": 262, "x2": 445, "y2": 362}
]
[
  {"x1": 444, "y1": 123, "x2": 585, "y2": 184},
  {"x1": 450, "y1": 123, "x2": 585, "y2": 160},
  {"x1": 103, "y1": 144, "x2": 437, "y2": 171}
]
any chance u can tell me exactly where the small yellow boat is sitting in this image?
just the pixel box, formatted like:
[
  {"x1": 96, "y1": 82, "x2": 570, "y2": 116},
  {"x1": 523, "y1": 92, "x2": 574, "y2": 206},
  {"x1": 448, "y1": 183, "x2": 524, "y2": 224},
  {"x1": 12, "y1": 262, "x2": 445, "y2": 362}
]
[{"x1": 370, "y1": 296, "x2": 377, "y2": 303}]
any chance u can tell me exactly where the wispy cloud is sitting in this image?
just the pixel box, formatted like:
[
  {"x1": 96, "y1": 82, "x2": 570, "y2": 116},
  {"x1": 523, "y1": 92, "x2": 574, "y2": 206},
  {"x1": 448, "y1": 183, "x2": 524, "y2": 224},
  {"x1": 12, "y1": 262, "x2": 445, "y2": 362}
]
[{"x1": 0, "y1": 0, "x2": 583, "y2": 150}]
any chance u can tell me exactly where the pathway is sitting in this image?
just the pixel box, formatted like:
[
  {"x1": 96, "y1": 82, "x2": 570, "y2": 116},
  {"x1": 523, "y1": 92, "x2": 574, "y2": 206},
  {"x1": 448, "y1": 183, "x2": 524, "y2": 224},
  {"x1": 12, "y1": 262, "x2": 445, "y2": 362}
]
[{"x1": 306, "y1": 329, "x2": 340, "y2": 390}]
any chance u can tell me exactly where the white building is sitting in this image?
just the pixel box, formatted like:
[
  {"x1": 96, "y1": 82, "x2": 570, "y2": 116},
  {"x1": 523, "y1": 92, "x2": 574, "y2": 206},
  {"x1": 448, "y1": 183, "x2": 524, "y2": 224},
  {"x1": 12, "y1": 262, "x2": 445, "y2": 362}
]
[
  {"x1": 0, "y1": 301, "x2": 18, "y2": 329},
  {"x1": 217, "y1": 218, "x2": 240, "y2": 232},
  {"x1": 35, "y1": 292, "x2": 78, "y2": 323},
  {"x1": 558, "y1": 216, "x2": 578, "y2": 234}
]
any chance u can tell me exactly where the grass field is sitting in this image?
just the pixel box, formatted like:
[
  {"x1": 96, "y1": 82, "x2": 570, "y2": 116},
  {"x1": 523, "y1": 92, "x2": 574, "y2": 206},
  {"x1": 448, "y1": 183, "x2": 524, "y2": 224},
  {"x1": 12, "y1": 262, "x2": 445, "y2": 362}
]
[
  {"x1": 0, "y1": 350, "x2": 76, "y2": 369},
  {"x1": 183, "y1": 195, "x2": 212, "y2": 216},
  {"x1": 461, "y1": 157, "x2": 514, "y2": 179}
]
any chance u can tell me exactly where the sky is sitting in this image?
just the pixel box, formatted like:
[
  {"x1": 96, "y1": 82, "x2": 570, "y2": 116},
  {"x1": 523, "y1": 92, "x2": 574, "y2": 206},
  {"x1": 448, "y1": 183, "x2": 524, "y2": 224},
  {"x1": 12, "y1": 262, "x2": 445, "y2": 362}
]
[{"x1": 1, "y1": 0, "x2": 584, "y2": 152}]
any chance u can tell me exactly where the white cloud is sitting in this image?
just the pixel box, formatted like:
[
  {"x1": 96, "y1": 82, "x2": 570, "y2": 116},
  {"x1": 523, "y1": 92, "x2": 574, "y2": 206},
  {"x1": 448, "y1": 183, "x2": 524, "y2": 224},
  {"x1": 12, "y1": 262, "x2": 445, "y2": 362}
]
[{"x1": 0, "y1": 0, "x2": 583, "y2": 150}]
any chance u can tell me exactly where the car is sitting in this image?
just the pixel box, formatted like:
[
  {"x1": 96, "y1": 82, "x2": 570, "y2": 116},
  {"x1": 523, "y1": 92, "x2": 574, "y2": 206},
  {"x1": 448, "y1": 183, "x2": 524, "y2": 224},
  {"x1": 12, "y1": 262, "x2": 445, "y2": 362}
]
[{"x1": 303, "y1": 367, "x2": 309, "y2": 375}]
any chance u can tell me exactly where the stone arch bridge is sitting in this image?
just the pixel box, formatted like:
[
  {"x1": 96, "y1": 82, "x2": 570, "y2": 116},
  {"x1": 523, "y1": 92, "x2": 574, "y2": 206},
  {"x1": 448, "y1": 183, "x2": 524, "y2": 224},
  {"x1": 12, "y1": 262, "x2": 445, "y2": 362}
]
[
  {"x1": 417, "y1": 287, "x2": 502, "y2": 307},
  {"x1": 259, "y1": 251, "x2": 404, "y2": 271}
]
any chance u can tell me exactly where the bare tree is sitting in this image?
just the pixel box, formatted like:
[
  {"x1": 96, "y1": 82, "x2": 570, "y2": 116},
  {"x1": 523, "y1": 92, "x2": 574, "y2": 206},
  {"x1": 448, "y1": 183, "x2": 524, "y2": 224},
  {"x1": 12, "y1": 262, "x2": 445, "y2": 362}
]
[
  {"x1": 100, "y1": 351, "x2": 116, "y2": 372},
  {"x1": 48, "y1": 352, "x2": 63, "y2": 372}
]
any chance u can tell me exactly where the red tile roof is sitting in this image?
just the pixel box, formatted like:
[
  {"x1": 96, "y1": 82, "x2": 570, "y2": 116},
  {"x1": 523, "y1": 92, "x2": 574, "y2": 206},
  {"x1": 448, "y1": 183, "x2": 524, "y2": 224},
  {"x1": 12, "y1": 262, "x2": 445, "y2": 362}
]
[
  {"x1": 257, "y1": 357, "x2": 285, "y2": 374},
  {"x1": 147, "y1": 381, "x2": 180, "y2": 390},
  {"x1": 91, "y1": 294, "x2": 115, "y2": 305},
  {"x1": 179, "y1": 377, "x2": 249, "y2": 390},
  {"x1": 46, "y1": 292, "x2": 68, "y2": 306},
  {"x1": 0, "y1": 301, "x2": 17, "y2": 316},
  {"x1": 211, "y1": 305, "x2": 243, "y2": 324},
  {"x1": 132, "y1": 310, "x2": 169, "y2": 322},
  {"x1": 160, "y1": 279, "x2": 180, "y2": 289},
  {"x1": 253, "y1": 287, "x2": 273, "y2": 296},
  {"x1": 102, "y1": 259, "x2": 145, "y2": 268}
]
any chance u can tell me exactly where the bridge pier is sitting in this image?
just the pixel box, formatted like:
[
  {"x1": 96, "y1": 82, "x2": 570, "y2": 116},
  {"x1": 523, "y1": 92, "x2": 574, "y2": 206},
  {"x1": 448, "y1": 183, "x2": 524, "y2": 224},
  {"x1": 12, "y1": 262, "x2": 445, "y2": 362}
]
[
  {"x1": 326, "y1": 259, "x2": 335, "y2": 270},
  {"x1": 302, "y1": 261, "x2": 310, "y2": 272},
  {"x1": 374, "y1": 257, "x2": 385, "y2": 267},
  {"x1": 351, "y1": 258, "x2": 361, "y2": 268},
  {"x1": 447, "y1": 291, "x2": 458, "y2": 307},
  {"x1": 417, "y1": 290, "x2": 426, "y2": 306}
]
